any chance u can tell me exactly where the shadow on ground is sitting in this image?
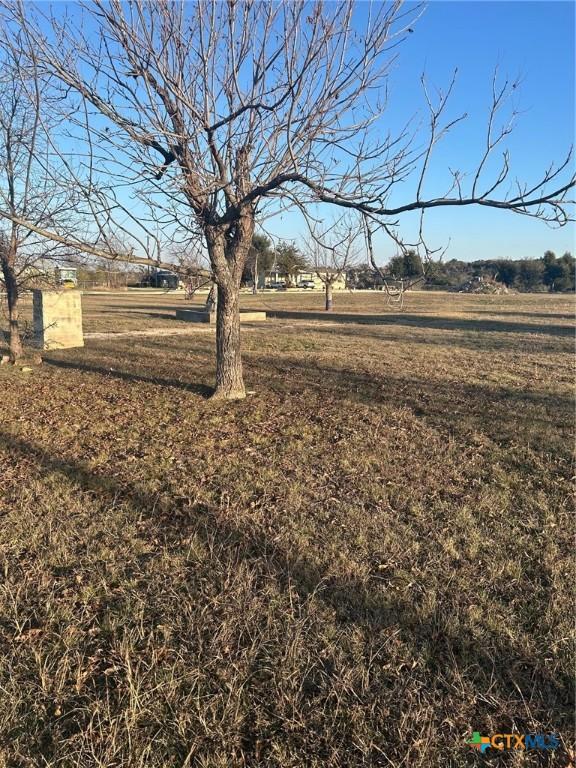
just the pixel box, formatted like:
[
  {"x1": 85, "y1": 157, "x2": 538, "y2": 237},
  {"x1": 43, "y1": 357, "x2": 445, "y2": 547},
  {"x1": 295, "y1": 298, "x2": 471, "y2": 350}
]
[
  {"x1": 46, "y1": 357, "x2": 213, "y2": 397},
  {"x1": 265, "y1": 311, "x2": 574, "y2": 336},
  {"x1": 293, "y1": 322, "x2": 572, "y2": 355},
  {"x1": 0, "y1": 427, "x2": 572, "y2": 755}
]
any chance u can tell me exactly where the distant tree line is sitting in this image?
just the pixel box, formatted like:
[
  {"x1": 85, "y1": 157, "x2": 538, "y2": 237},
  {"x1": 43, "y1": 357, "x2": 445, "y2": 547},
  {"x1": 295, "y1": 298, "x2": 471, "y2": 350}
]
[
  {"x1": 349, "y1": 250, "x2": 574, "y2": 292},
  {"x1": 243, "y1": 240, "x2": 575, "y2": 294},
  {"x1": 424, "y1": 250, "x2": 574, "y2": 292}
]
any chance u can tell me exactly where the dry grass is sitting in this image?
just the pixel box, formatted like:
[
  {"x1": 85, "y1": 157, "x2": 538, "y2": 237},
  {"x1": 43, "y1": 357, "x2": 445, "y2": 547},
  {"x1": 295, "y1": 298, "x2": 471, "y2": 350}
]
[{"x1": 0, "y1": 290, "x2": 574, "y2": 767}]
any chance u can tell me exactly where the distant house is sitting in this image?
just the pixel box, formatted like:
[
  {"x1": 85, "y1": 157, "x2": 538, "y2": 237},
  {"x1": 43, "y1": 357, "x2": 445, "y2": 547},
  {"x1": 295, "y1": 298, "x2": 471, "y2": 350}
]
[
  {"x1": 299, "y1": 269, "x2": 348, "y2": 290},
  {"x1": 260, "y1": 267, "x2": 348, "y2": 290}
]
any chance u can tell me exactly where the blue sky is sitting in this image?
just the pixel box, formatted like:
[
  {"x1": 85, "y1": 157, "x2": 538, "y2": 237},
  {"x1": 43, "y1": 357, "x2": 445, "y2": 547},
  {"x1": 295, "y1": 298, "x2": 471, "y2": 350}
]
[{"x1": 275, "y1": 1, "x2": 576, "y2": 263}]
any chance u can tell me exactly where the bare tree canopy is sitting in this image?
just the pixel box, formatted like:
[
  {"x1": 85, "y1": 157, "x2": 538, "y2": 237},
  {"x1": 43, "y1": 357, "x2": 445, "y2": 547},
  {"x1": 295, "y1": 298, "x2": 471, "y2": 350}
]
[
  {"x1": 0, "y1": 0, "x2": 573, "y2": 394},
  {"x1": 307, "y1": 219, "x2": 360, "y2": 310},
  {"x1": 0, "y1": 46, "x2": 80, "y2": 360}
]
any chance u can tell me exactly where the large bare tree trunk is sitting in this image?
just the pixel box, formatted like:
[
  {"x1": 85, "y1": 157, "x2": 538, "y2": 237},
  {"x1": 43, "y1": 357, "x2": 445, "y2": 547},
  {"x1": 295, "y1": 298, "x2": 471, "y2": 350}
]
[
  {"x1": 214, "y1": 280, "x2": 244, "y2": 400},
  {"x1": 207, "y1": 216, "x2": 253, "y2": 400},
  {"x1": 1, "y1": 259, "x2": 23, "y2": 362},
  {"x1": 325, "y1": 282, "x2": 334, "y2": 311}
]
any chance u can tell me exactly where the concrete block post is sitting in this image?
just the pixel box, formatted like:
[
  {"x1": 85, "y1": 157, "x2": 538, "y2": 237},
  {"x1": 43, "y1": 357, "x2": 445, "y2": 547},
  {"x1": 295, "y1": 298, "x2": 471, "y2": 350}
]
[{"x1": 33, "y1": 290, "x2": 84, "y2": 350}]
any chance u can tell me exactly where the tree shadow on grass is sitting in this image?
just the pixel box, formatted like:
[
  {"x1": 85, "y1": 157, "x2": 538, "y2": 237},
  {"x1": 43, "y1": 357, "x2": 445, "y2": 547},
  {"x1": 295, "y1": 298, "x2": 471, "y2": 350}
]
[
  {"x1": 43, "y1": 337, "x2": 573, "y2": 456},
  {"x1": 90, "y1": 303, "x2": 576, "y2": 337},
  {"x1": 96, "y1": 307, "x2": 193, "y2": 322},
  {"x1": 103, "y1": 303, "x2": 204, "y2": 314},
  {"x1": 266, "y1": 311, "x2": 574, "y2": 337},
  {"x1": 0, "y1": 427, "x2": 572, "y2": 759},
  {"x1": 459, "y1": 310, "x2": 574, "y2": 321},
  {"x1": 295, "y1": 322, "x2": 573, "y2": 356},
  {"x1": 45, "y1": 357, "x2": 213, "y2": 397},
  {"x1": 128, "y1": 310, "x2": 187, "y2": 322},
  {"x1": 381, "y1": 312, "x2": 574, "y2": 337},
  {"x1": 249, "y1": 353, "x2": 574, "y2": 464}
]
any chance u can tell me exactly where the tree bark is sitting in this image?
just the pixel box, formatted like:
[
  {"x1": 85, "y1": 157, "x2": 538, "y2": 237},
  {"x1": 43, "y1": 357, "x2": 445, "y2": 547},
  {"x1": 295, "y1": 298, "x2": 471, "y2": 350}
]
[
  {"x1": 213, "y1": 280, "x2": 245, "y2": 399},
  {"x1": 204, "y1": 209, "x2": 253, "y2": 400},
  {"x1": 325, "y1": 282, "x2": 334, "y2": 311},
  {"x1": 1, "y1": 258, "x2": 23, "y2": 362}
]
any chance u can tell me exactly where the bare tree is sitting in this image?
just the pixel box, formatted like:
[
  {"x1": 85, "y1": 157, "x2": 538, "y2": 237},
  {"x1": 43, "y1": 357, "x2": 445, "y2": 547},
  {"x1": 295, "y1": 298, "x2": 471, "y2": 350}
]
[
  {"x1": 0, "y1": 1, "x2": 573, "y2": 395},
  {"x1": 0, "y1": 46, "x2": 193, "y2": 361},
  {"x1": 361, "y1": 214, "x2": 431, "y2": 310},
  {"x1": 0, "y1": 48, "x2": 78, "y2": 361},
  {"x1": 307, "y1": 221, "x2": 359, "y2": 310}
]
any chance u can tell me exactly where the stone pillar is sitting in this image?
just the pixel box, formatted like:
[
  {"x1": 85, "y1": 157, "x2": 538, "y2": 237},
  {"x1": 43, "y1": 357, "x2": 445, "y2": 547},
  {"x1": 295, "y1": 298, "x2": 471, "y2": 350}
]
[{"x1": 33, "y1": 290, "x2": 84, "y2": 350}]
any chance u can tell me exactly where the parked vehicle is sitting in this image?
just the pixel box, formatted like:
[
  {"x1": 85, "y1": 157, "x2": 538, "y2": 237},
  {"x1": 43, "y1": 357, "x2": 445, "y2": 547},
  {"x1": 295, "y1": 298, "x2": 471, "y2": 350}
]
[
  {"x1": 298, "y1": 280, "x2": 316, "y2": 289},
  {"x1": 141, "y1": 269, "x2": 179, "y2": 289},
  {"x1": 266, "y1": 281, "x2": 286, "y2": 289}
]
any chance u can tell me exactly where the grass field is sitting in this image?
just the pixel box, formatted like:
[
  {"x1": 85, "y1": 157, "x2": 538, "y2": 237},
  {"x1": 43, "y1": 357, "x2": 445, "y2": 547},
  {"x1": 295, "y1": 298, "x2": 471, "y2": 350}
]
[{"x1": 0, "y1": 290, "x2": 574, "y2": 767}]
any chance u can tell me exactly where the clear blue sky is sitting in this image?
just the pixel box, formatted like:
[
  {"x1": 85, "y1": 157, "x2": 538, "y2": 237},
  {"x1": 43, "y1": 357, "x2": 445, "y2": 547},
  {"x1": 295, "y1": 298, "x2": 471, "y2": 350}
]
[
  {"x1": 28, "y1": 1, "x2": 575, "y2": 265},
  {"x1": 276, "y1": 1, "x2": 576, "y2": 263}
]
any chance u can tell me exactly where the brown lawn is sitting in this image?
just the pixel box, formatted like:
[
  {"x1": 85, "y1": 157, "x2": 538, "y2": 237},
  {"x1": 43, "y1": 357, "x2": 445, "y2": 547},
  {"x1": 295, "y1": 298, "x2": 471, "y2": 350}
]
[{"x1": 1, "y1": 289, "x2": 574, "y2": 767}]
